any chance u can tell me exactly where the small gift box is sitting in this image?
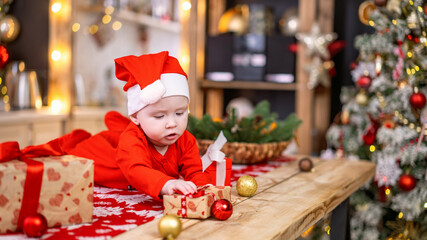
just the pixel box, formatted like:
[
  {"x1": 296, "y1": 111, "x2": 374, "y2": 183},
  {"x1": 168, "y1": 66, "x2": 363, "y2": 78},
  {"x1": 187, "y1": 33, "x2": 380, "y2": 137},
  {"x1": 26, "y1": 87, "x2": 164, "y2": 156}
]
[
  {"x1": 163, "y1": 186, "x2": 231, "y2": 219},
  {"x1": 163, "y1": 188, "x2": 215, "y2": 219},
  {"x1": 205, "y1": 186, "x2": 231, "y2": 202},
  {"x1": 204, "y1": 158, "x2": 232, "y2": 187},
  {"x1": 0, "y1": 143, "x2": 94, "y2": 233}
]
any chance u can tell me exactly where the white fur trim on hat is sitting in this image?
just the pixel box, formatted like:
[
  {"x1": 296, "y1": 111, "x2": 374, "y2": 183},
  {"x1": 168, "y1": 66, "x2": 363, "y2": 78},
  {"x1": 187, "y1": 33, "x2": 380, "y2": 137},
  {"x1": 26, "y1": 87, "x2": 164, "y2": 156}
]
[{"x1": 126, "y1": 73, "x2": 189, "y2": 115}]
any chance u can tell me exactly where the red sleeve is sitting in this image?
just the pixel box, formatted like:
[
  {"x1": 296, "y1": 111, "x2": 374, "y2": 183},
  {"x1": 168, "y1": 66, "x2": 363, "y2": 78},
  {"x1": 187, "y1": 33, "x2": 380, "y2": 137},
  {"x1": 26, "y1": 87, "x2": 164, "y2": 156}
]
[
  {"x1": 177, "y1": 131, "x2": 212, "y2": 186},
  {"x1": 116, "y1": 125, "x2": 174, "y2": 199}
]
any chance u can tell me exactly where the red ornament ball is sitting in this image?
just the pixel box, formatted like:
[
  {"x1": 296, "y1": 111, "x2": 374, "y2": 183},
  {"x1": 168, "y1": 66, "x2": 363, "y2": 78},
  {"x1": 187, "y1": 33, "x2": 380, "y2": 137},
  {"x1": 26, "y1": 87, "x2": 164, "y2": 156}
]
[
  {"x1": 357, "y1": 75, "x2": 372, "y2": 90},
  {"x1": 211, "y1": 199, "x2": 233, "y2": 220},
  {"x1": 409, "y1": 92, "x2": 426, "y2": 109},
  {"x1": 0, "y1": 45, "x2": 9, "y2": 69},
  {"x1": 362, "y1": 126, "x2": 377, "y2": 145},
  {"x1": 23, "y1": 214, "x2": 48, "y2": 238},
  {"x1": 398, "y1": 174, "x2": 417, "y2": 192}
]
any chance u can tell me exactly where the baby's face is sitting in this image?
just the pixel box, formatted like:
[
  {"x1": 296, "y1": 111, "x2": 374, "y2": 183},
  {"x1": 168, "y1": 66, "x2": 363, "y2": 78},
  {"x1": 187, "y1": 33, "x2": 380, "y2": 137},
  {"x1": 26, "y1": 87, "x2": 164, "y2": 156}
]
[{"x1": 131, "y1": 96, "x2": 189, "y2": 148}]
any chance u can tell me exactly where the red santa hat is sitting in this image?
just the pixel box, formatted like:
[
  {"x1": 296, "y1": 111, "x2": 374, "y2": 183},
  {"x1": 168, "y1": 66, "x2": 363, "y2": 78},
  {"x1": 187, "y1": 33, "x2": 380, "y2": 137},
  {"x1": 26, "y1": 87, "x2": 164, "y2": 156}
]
[{"x1": 115, "y1": 51, "x2": 189, "y2": 115}]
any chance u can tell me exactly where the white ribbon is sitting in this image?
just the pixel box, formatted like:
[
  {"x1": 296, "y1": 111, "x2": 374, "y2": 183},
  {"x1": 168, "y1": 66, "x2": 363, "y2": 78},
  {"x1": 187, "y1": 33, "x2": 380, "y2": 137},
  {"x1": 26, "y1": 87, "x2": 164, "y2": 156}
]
[{"x1": 201, "y1": 131, "x2": 227, "y2": 186}]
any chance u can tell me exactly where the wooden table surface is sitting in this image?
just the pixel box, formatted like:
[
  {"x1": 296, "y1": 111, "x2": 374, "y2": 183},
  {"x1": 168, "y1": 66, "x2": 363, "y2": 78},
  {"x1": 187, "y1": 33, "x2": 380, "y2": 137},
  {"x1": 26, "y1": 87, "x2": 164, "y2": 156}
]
[{"x1": 113, "y1": 157, "x2": 376, "y2": 240}]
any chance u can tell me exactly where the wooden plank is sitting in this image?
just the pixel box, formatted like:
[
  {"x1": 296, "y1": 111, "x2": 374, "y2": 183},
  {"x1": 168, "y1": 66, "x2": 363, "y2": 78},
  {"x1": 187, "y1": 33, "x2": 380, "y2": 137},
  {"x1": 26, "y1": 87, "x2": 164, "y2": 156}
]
[
  {"x1": 49, "y1": 0, "x2": 72, "y2": 113},
  {"x1": 188, "y1": 0, "x2": 203, "y2": 118},
  {"x1": 195, "y1": 0, "x2": 208, "y2": 118},
  {"x1": 113, "y1": 158, "x2": 375, "y2": 240},
  {"x1": 175, "y1": 160, "x2": 375, "y2": 240},
  {"x1": 208, "y1": 0, "x2": 226, "y2": 36},
  {"x1": 205, "y1": 89, "x2": 224, "y2": 119},
  {"x1": 313, "y1": 0, "x2": 335, "y2": 153},
  {"x1": 202, "y1": 0, "x2": 226, "y2": 118},
  {"x1": 295, "y1": 0, "x2": 316, "y2": 155}
]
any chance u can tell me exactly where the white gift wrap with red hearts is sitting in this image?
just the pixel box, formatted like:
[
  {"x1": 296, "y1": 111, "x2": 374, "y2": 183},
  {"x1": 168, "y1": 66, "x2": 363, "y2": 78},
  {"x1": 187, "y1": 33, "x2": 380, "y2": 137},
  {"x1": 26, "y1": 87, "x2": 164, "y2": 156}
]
[{"x1": 0, "y1": 155, "x2": 94, "y2": 233}]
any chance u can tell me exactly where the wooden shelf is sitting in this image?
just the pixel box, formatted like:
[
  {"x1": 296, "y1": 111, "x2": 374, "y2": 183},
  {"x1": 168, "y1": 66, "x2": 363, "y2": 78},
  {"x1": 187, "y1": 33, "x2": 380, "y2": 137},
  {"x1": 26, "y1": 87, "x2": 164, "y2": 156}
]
[
  {"x1": 78, "y1": 5, "x2": 181, "y2": 33},
  {"x1": 187, "y1": 0, "x2": 334, "y2": 155},
  {"x1": 0, "y1": 108, "x2": 68, "y2": 147},
  {"x1": 0, "y1": 108, "x2": 67, "y2": 125},
  {"x1": 201, "y1": 80, "x2": 296, "y2": 91}
]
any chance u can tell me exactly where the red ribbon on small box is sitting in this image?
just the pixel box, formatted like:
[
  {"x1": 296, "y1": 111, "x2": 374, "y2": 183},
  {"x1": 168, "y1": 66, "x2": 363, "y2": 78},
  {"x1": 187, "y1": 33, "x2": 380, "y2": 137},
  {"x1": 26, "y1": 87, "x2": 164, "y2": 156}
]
[
  {"x1": 176, "y1": 186, "x2": 216, "y2": 218},
  {"x1": 0, "y1": 141, "x2": 61, "y2": 231}
]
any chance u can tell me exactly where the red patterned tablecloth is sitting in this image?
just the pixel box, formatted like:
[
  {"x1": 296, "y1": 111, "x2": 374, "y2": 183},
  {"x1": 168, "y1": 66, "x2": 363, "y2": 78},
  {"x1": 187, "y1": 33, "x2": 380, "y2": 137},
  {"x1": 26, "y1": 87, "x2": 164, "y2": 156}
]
[{"x1": 0, "y1": 157, "x2": 294, "y2": 240}]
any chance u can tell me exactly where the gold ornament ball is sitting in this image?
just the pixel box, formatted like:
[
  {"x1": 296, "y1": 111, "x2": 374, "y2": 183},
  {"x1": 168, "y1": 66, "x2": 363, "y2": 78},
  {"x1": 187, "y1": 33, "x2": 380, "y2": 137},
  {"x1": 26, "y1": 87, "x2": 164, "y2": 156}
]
[
  {"x1": 355, "y1": 91, "x2": 369, "y2": 106},
  {"x1": 0, "y1": 15, "x2": 20, "y2": 43},
  {"x1": 158, "y1": 215, "x2": 182, "y2": 240},
  {"x1": 358, "y1": 1, "x2": 376, "y2": 25},
  {"x1": 236, "y1": 175, "x2": 258, "y2": 197}
]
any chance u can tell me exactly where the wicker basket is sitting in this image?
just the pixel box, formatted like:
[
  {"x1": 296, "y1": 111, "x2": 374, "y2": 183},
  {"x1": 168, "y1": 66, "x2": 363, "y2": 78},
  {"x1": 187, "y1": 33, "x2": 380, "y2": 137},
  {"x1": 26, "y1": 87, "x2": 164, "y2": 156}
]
[{"x1": 197, "y1": 139, "x2": 290, "y2": 164}]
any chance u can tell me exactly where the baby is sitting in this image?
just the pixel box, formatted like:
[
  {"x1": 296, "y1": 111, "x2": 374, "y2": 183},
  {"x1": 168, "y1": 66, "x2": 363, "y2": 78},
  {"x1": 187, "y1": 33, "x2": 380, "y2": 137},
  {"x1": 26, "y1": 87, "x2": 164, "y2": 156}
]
[
  {"x1": 113, "y1": 51, "x2": 212, "y2": 198},
  {"x1": 7, "y1": 51, "x2": 219, "y2": 200}
]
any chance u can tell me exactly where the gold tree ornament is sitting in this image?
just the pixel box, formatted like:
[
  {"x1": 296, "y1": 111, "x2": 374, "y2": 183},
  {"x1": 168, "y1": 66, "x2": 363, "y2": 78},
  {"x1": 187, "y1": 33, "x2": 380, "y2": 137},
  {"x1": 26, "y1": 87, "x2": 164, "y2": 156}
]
[
  {"x1": 358, "y1": 1, "x2": 377, "y2": 25},
  {"x1": 406, "y1": 11, "x2": 419, "y2": 30},
  {"x1": 236, "y1": 175, "x2": 258, "y2": 197},
  {"x1": 356, "y1": 90, "x2": 369, "y2": 106},
  {"x1": 305, "y1": 56, "x2": 331, "y2": 89},
  {"x1": 0, "y1": 14, "x2": 20, "y2": 42},
  {"x1": 158, "y1": 215, "x2": 182, "y2": 240},
  {"x1": 296, "y1": 23, "x2": 337, "y2": 59}
]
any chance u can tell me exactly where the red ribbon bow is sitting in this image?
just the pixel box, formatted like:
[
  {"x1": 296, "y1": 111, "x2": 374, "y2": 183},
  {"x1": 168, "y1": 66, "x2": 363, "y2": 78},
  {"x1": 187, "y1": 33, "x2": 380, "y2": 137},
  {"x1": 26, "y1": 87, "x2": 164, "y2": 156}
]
[{"x1": 0, "y1": 141, "x2": 46, "y2": 231}]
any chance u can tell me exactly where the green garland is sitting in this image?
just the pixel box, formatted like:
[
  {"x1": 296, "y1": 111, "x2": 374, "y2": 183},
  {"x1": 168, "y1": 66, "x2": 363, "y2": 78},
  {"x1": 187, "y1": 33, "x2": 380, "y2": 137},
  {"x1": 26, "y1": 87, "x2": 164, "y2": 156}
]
[{"x1": 187, "y1": 100, "x2": 302, "y2": 143}]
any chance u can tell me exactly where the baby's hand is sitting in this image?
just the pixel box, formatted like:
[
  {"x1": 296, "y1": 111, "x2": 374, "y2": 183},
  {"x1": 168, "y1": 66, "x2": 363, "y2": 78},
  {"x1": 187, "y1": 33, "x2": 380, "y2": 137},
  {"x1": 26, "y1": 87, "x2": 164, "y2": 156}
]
[{"x1": 161, "y1": 179, "x2": 197, "y2": 195}]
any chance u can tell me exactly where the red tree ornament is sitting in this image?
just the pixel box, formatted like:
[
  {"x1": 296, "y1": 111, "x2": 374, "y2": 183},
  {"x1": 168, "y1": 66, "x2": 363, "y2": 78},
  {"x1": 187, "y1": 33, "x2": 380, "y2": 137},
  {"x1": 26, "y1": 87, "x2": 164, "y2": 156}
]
[
  {"x1": 357, "y1": 75, "x2": 372, "y2": 90},
  {"x1": 409, "y1": 92, "x2": 426, "y2": 109},
  {"x1": 398, "y1": 174, "x2": 417, "y2": 192},
  {"x1": 363, "y1": 126, "x2": 377, "y2": 145},
  {"x1": 23, "y1": 214, "x2": 48, "y2": 238},
  {"x1": 211, "y1": 199, "x2": 233, "y2": 220},
  {"x1": 0, "y1": 45, "x2": 9, "y2": 69}
]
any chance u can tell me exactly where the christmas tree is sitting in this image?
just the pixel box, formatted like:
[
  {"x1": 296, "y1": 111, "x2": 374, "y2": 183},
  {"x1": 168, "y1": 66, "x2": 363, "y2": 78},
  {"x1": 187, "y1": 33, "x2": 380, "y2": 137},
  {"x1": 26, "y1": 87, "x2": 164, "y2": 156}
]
[{"x1": 325, "y1": 0, "x2": 427, "y2": 239}]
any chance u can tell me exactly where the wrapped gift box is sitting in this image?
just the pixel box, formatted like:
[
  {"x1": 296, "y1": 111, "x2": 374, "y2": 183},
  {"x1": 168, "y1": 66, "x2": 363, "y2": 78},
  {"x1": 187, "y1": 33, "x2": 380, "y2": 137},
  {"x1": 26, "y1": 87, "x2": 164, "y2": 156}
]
[
  {"x1": 164, "y1": 192, "x2": 214, "y2": 219},
  {"x1": 203, "y1": 157, "x2": 232, "y2": 187},
  {"x1": 0, "y1": 155, "x2": 94, "y2": 233},
  {"x1": 163, "y1": 186, "x2": 231, "y2": 219},
  {"x1": 205, "y1": 186, "x2": 231, "y2": 202}
]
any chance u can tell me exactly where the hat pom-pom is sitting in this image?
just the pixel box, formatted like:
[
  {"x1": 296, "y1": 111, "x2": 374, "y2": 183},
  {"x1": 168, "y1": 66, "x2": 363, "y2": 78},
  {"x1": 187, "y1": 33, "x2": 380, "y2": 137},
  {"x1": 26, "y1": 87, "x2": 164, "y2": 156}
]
[{"x1": 140, "y1": 80, "x2": 166, "y2": 105}]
